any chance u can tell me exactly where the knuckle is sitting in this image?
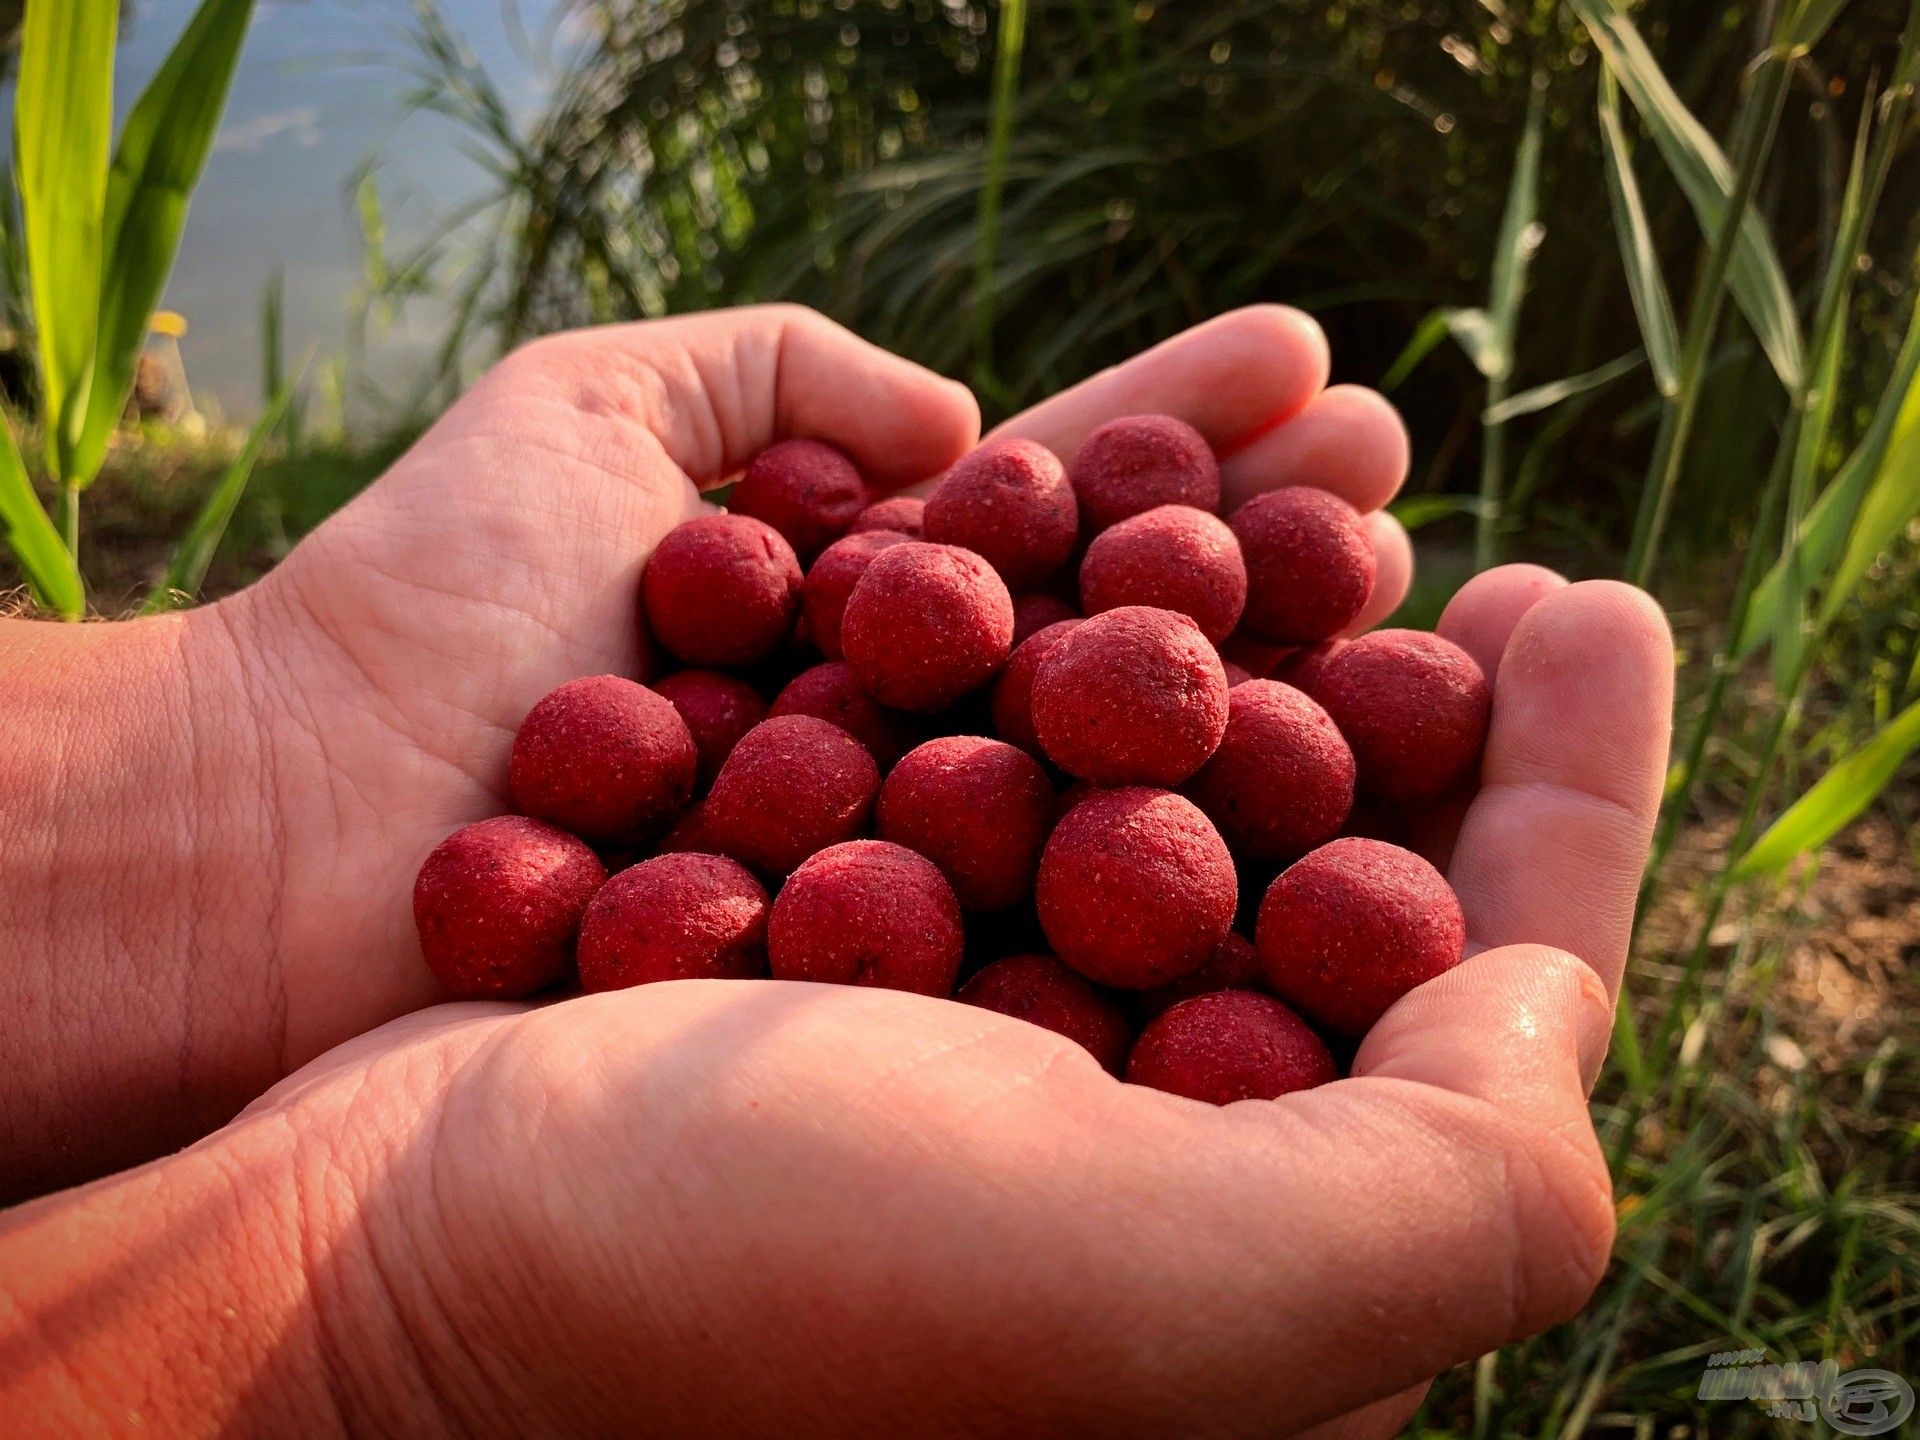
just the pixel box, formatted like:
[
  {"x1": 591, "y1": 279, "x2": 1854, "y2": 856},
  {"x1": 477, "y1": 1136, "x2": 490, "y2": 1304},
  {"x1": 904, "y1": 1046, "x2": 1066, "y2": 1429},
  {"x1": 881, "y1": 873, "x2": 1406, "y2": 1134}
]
[{"x1": 1507, "y1": 1112, "x2": 1615, "y2": 1332}]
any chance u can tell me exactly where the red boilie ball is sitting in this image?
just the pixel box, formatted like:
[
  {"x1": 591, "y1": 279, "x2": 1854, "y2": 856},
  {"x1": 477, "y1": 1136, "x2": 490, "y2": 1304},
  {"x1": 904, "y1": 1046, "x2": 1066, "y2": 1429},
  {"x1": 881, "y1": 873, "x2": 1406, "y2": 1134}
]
[
  {"x1": 840, "y1": 542, "x2": 1015, "y2": 712},
  {"x1": 1256, "y1": 837, "x2": 1466, "y2": 1036},
  {"x1": 1189, "y1": 679, "x2": 1355, "y2": 863},
  {"x1": 767, "y1": 840, "x2": 964, "y2": 997},
  {"x1": 642, "y1": 513, "x2": 803, "y2": 667},
  {"x1": 923, "y1": 438, "x2": 1079, "y2": 590},
  {"x1": 1293, "y1": 629, "x2": 1491, "y2": 807},
  {"x1": 958, "y1": 954, "x2": 1131, "y2": 1074},
  {"x1": 1031, "y1": 606, "x2": 1229, "y2": 786},
  {"x1": 729, "y1": 438, "x2": 867, "y2": 559},
  {"x1": 1068, "y1": 415, "x2": 1221, "y2": 533},
  {"x1": 413, "y1": 815, "x2": 606, "y2": 998},
  {"x1": 1135, "y1": 929, "x2": 1265, "y2": 1020},
  {"x1": 1230, "y1": 487, "x2": 1375, "y2": 645},
  {"x1": 1010, "y1": 591, "x2": 1080, "y2": 648},
  {"x1": 702, "y1": 714, "x2": 880, "y2": 877},
  {"x1": 508, "y1": 674, "x2": 696, "y2": 845},
  {"x1": 1036, "y1": 786, "x2": 1237, "y2": 989},
  {"x1": 770, "y1": 661, "x2": 919, "y2": 769},
  {"x1": 653, "y1": 670, "x2": 767, "y2": 791},
  {"x1": 803, "y1": 528, "x2": 910, "y2": 661},
  {"x1": 1079, "y1": 504, "x2": 1247, "y2": 645},
  {"x1": 1126, "y1": 990, "x2": 1338, "y2": 1105},
  {"x1": 878, "y1": 736, "x2": 1055, "y2": 911},
  {"x1": 850, "y1": 494, "x2": 925, "y2": 539},
  {"x1": 577, "y1": 852, "x2": 769, "y2": 991},
  {"x1": 990, "y1": 618, "x2": 1082, "y2": 755}
]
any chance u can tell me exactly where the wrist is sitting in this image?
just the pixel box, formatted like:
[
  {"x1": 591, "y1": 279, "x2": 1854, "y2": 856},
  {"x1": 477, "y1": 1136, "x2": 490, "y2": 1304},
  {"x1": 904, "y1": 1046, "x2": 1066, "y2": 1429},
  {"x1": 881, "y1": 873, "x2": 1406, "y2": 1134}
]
[{"x1": 0, "y1": 607, "x2": 282, "y2": 1198}]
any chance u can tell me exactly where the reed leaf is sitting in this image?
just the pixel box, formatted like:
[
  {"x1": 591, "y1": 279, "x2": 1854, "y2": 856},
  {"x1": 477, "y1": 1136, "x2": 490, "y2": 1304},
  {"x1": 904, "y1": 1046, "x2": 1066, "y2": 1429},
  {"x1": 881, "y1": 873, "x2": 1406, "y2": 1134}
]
[
  {"x1": 1484, "y1": 349, "x2": 1646, "y2": 425},
  {"x1": 70, "y1": 0, "x2": 257, "y2": 491},
  {"x1": 1596, "y1": 72, "x2": 1679, "y2": 395},
  {"x1": 15, "y1": 0, "x2": 117, "y2": 473},
  {"x1": 0, "y1": 416, "x2": 83, "y2": 617}
]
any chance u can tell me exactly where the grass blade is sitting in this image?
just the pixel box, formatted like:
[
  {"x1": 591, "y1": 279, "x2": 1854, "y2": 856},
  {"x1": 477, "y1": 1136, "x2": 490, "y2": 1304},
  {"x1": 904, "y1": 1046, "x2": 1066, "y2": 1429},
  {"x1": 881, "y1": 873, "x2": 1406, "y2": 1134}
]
[
  {"x1": 1484, "y1": 349, "x2": 1646, "y2": 425},
  {"x1": 1380, "y1": 307, "x2": 1493, "y2": 390},
  {"x1": 1596, "y1": 72, "x2": 1679, "y2": 395},
  {"x1": 1572, "y1": 0, "x2": 1804, "y2": 390},
  {"x1": 70, "y1": 0, "x2": 258, "y2": 490},
  {"x1": 0, "y1": 414, "x2": 84, "y2": 617},
  {"x1": 1731, "y1": 696, "x2": 1920, "y2": 879},
  {"x1": 1822, "y1": 358, "x2": 1920, "y2": 628},
  {"x1": 15, "y1": 0, "x2": 118, "y2": 473},
  {"x1": 973, "y1": 0, "x2": 1029, "y2": 401},
  {"x1": 1389, "y1": 494, "x2": 1490, "y2": 531},
  {"x1": 140, "y1": 364, "x2": 301, "y2": 614},
  {"x1": 1477, "y1": 82, "x2": 1546, "y2": 568}
]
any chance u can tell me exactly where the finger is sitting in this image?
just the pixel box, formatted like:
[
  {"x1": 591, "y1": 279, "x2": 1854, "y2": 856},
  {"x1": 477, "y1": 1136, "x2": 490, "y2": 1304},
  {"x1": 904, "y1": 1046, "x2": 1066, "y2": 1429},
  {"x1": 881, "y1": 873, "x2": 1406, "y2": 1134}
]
[
  {"x1": 1087, "y1": 944, "x2": 1612, "y2": 1431},
  {"x1": 498, "y1": 305, "x2": 981, "y2": 491},
  {"x1": 1437, "y1": 563, "x2": 1568, "y2": 682},
  {"x1": 1287, "y1": 1385, "x2": 1431, "y2": 1440},
  {"x1": 1343, "y1": 510, "x2": 1411, "y2": 636},
  {"x1": 1445, "y1": 581, "x2": 1674, "y2": 994},
  {"x1": 987, "y1": 306, "x2": 1329, "y2": 463},
  {"x1": 1220, "y1": 385, "x2": 1410, "y2": 515}
]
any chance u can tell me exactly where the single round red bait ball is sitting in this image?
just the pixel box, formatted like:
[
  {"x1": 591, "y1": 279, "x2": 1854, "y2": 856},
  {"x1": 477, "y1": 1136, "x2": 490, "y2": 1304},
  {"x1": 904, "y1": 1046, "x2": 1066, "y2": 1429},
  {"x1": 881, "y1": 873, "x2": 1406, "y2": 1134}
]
[
  {"x1": 1126, "y1": 990, "x2": 1338, "y2": 1104},
  {"x1": 413, "y1": 815, "x2": 606, "y2": 998},
  {"x1": 850, "y1": 494, "x2": 925, "y2": 539},
  {"x1": 1230, "y1": 487, "x2": 1375, "y2": 645},
  {"x1": 841, "y1": 542, "x2": 1015, "y2": 712},
  {"x1": 1220, "y1": 660, "x2": 1254, "y2": 688},
  {"x1": 1037, "y1": 787, "x2": 1237, "y2": 989},
  {"x1": 642, "y1": 514, "x2": 803, "y2": 667},
  {"x1": 1068, "y1": 415, "x2": 1221, "y2": 532},
  {"x1": 958, "y1": 954, "x2": 1132, "y2": 1075},
  {"x1": 1271, "y1": 639, "x2": 1345, "y2": 692},
  {"x1": 1011, "y1": 592, "x2": 1080, "y2": 647},
  {"x1": 1079, "y1": 504, "x2": 1247, "y2": 644},
  {"x1": 577, "y1": 852, "x2": 769, "y2": 991},
  {"x1": 804, "y1": 529, "x2": 911, "y2": 660},
  {"x1": 730, "y1": 438, "x2": 867, "y2": 559},
  {"x1": 1256, "y1": 837, "x2": 1466, "y2": 1036},
  {"x1": 653, "y1": 670, "x2": 767, "y2": 791},
  {"x1": 1031, "y1": 606, "x2": 1229, "y2": 786},
  {"x1": 990, "y1": 619, "x2": 1082, "y2": 754},
  {"x1": 509, "y1": 675, "x2": 697, "y2": 845},
  {"x1": 1295, "y1": 629, "x2": 1491, "y2": 806},
  {"x1": 767, "y1": 840, "x2": 964, "y2": 996},
  {"x1": 1135, "y1": 931, "x2": 1265, "y2": 1020},
  {"x1": 770, "y1": 662, "x2": 919, "y2": 769},
  {"x1": 878, "y1": 736, "x2": 1055, "y2": 911},
  {"x1": 702, "y1": 715, "x2": 880, "y2": 877},
  {"x1": 1190, "y1": 680, "x2": 1355, "y2": 863},
  {"x1": 924, "y1": 438, "x2": 1079, "y2": 590}
]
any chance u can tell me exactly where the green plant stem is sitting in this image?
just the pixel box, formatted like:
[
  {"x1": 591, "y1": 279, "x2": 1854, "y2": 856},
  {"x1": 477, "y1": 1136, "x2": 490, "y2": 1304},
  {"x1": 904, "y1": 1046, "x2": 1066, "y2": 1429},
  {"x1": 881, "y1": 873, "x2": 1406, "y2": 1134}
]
[
  {"x1": 1476, "y1": 397, "x2": 1508, "y2": 570},
  {"x1": 973, "y1": 0, "x2": 1029, "y2": 400},
  {"x1": 1624, "y1": 52, "x2": 1794, "y2": 587},
  {"x1": 56, "y1": 482, "x2": 80, "y2": 571}
]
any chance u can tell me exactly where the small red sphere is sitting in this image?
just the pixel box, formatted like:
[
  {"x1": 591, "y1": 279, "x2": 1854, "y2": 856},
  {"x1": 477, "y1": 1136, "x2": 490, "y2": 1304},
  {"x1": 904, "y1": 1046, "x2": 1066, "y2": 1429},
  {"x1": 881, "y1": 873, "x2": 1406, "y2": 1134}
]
[
  {"x1": 767, "y1": 840, "x2": 964, "y2": 996},
  {"x1": 702, "y1": 715, "x2": 880, "y2": 877},
  {"x1": 1296, "y1": 629, "x2": 1490, "y2": 806},
  {"x1": 1135, "y1": 930, "x2": 1266, "y2": 1020},
  {"x1": 1079, "y1": 504, "x2": 1247, "y2": 644},
  {"x1": 850, "y1": 494, "x2": 925, "y2": 539},
  {"x1": 413, "y1": 816, "x2": 606, "y2": 998},
  {"x1": 1031, "y1": 606, "x2": 1229, "y2": 786},
  {"x1": 730, "y1": 438, "x2": 867, "y2": 559},
  {"x1": 1127, "y1": 990, "x2": 1338, "y2": 1104},
  {"x1": 1230, "y1": 487, "x2": 1375, "y2": 645},
  {"x1": 878, "y1": 736, "x2": 1055, "y2": 911},
  {"x1": 509, "y1": 675, "x2": 696, "y2": 844},
  {"x1": 1271, "y1": 640, "x2": 1345, "y2": 692},
  {"x1": 923, "y1": 438, "x2": 1079, "y2": 589},
  {"x1": 1256, "y1": 837, "x2": 1466, "y2": 1036},
  {"x1": 1190, "y1": 679, "x2": 1355, "y2": 863},
  {"x1": 958, "y1": 954, "x2": 1132, "y2": 1074},
  {"x1": 804, "y1": 529, "x2": 911, "y2": 660},
  {"x1": 1011, "y1": 591, "x2": 1080, "y2": 648},
  {"x1": 577, "y1": 852, "x2": 769, "y2": 991},
  {"x1": 642, "y1": 513, "x2": 802, "y2": 666},
  {"x1": 1069, "y1": 415, "x2": 1221, "y2": 532},
  {"x1": 1037, "y1": 787, "x2": 1237, "y2": 988},
  {"x1": 653, "y1": 670, "x2": 767, "y2": 791},
  {"x1": 1220, "y1": 660, "x2": 1254, "y2": 688},
  {"x1": 990, "y1": 618, "x2": 1083, "y2": 755},
  {"x1": 770, "y1": 662, "x2": 919, "y2": 769},
  {"x1": 841, "y1": 542, "x2": 1015, "y2": 712}
]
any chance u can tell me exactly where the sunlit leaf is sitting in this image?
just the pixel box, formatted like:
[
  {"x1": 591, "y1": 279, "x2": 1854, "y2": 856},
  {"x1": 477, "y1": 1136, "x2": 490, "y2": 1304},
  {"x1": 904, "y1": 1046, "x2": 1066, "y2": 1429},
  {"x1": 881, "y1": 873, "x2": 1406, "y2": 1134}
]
[
  {"x1": 0, "y1": 415, "x2": 83, "y2": 617},
  {"x1": 1484, "y1": 350, "x2": 1646, "y2": 425},
  {"x1": 1596, "y1": 73, "x2": 1679, "y2": 395}
]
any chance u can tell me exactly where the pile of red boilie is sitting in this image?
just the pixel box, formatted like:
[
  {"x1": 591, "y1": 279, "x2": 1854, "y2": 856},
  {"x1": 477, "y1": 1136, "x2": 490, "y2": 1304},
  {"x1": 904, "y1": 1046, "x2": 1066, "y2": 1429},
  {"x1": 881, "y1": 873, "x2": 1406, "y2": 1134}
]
[{"x1": 412, "y1": 416, "x2": 1491, "y2": 1105}]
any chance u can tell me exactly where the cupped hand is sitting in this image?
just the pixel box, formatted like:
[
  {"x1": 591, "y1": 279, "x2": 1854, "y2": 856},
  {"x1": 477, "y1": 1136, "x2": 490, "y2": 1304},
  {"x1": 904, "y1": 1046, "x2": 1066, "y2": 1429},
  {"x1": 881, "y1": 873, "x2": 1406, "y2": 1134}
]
[{"x1": 192, "y1": 324, "x2": 1672, "y2": 1437}]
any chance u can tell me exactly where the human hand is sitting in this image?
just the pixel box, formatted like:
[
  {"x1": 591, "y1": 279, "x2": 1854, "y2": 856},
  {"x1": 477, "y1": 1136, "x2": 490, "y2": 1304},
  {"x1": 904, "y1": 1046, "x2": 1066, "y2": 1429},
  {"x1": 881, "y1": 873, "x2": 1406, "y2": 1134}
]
[{"x1": 1, "y1": 314, "x2": 1672, "y2": 1436}]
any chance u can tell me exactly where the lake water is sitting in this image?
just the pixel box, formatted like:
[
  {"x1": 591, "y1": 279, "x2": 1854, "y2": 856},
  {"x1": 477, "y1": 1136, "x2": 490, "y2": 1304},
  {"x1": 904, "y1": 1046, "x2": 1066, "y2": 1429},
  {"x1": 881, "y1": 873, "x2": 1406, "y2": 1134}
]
[{"x1": 106, "y1": 0, "x2": 565, "y2": 421}]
